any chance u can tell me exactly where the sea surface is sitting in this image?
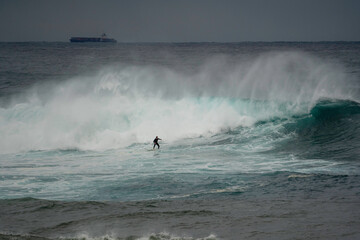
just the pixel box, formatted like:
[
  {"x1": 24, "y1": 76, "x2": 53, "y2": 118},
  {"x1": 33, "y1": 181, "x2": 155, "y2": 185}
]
[{"x1": 0, "y1": 42, "x2": 360, "y2": 240}]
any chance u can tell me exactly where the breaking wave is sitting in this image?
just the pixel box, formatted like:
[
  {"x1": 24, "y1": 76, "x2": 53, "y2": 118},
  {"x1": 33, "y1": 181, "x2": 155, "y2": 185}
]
[{"x1": 0, "y1": 51, "x2": 357, "y2": 154}]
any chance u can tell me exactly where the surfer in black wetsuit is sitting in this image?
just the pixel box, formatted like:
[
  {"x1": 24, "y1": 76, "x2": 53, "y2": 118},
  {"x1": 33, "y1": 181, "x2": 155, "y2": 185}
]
[{"x1": 153, "y1": 136, "x2": 162, "y2": 149}]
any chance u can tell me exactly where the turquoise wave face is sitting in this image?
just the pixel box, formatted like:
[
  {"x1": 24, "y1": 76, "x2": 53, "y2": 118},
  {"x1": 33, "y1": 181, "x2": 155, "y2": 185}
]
[{"x1": 280, "y1": 99, "x2": 360, "y2": 162}]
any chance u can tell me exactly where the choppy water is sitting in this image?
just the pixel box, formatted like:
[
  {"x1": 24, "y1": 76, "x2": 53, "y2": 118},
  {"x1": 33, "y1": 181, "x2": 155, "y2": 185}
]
[{"x1": 0, "y1": 42, "x2": 360, "y2": 240}]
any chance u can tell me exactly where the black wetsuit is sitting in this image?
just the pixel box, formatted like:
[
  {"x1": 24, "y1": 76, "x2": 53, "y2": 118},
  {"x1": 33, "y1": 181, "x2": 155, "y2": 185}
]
[{"x1": 153, "y1": 137, "x2": 161, "y2": 149}]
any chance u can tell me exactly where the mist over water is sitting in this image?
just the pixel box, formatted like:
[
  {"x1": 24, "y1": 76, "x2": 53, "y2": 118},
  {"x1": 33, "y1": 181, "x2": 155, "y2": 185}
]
[{"x1": 0, "y1": 42, "x2": 360, "y2": 240}]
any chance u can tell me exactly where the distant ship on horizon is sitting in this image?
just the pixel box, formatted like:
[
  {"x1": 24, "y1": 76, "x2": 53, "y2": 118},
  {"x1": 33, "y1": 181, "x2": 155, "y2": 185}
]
[{"x1": 70, "y1": 33, "x2": 117, "y2": 43}]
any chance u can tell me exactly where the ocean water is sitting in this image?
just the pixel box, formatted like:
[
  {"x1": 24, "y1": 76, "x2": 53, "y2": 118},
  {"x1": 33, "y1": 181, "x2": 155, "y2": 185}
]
[{"x1": 0, "y1": 42, "x2": 360, "y2": 240}]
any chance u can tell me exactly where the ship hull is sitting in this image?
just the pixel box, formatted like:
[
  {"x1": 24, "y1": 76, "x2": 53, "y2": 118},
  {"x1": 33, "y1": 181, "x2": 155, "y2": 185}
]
[{"x1": 70, "y1": 37, "x2": 116, "y2": 43}]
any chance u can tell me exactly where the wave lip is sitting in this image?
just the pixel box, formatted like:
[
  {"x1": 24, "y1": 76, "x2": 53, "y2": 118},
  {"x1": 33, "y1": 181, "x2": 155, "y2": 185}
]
[{"x1": 310, "y1": 98, "x2": 360, "y2": 120}]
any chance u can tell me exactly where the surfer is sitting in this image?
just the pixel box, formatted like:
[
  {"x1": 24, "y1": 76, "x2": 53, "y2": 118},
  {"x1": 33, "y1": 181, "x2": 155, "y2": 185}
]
[{"x1": 153, "y1": 136, "x2": 162, "y2": 149}]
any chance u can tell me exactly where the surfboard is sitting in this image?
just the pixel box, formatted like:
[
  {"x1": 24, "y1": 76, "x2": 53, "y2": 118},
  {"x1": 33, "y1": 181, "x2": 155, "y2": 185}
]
[
  {"x1": 147, "y1": 148, "x2": 158, "y2": 151},
  {"x1": 147, "y1": 148, "x2": 160, "y2": 151}
]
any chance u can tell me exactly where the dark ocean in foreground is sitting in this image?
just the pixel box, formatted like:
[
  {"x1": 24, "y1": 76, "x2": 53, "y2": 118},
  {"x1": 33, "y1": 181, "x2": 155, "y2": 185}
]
[{"x1": 0, "y1": 42, "x2": 360, "y2": 240}]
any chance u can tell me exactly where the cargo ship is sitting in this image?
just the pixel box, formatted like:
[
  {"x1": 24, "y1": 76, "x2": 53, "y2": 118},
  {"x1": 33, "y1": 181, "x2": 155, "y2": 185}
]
[{"x1": 70, "y1": 33, "x2": 117, "y2": 43}]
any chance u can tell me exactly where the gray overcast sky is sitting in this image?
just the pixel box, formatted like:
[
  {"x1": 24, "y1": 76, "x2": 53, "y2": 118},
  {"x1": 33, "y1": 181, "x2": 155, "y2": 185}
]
[{"x1": 0, "y1": 0, "x2": 359, "y2": 42}]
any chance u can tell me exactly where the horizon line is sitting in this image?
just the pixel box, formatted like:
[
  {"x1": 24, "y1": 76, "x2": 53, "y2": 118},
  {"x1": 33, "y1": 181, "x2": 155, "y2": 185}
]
[{"x1": 1, "y1": 40, "x2": 360, "y2": 44}]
